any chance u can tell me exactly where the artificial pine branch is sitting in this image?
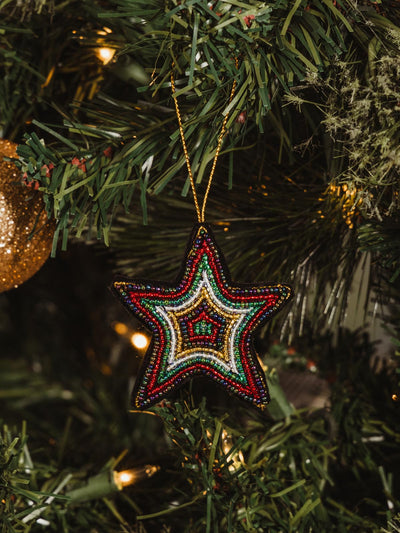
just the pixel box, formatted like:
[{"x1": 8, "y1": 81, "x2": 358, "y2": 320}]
[
  {"x1": 1, "y1": 235, "x2": 399, "y2": 531},
  {"x1": 1, "y1": 2, "x2": 400, "y2": 530},
  {"x1": 2, "y1": 0, "x2": 399, "y2": 251},
  {"x1": 109, "y1": 166, "x2": 362, "y2": 337}
]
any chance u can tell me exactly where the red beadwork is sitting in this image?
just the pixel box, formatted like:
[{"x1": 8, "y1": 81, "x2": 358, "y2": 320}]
[{"x1": 113, "y1": 224, "x2": 292, "y2": 410}]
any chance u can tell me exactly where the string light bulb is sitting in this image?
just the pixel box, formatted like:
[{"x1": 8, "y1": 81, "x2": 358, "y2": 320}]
[
  {"x1": 97, "y1": 27, "x2": 113, "y2": 36},
  {"x1": 221, "y1": 429, "x2": 244, "y2": 472},
  {"x1": 114, "y1": 465, "x2": 160, "y2": 489},
  {"x1": 115, "y1": 470, "x2": 134, "y2": 487},
  {"x1": 114, "y1": 322, "x2": 128, "y2": 336},
  {"x1": 97, "y1": 47, "x2": 115, "y2": 65},
  {"x1": 113, "y1": 322, "x2": 150, "y2": 351},
  {"x1": 130, "y1": 332, "x2": 149, "y2": 350},
  {"x1": 206, "y1": 428, "x2": 245, "y2": 472},
  {"x1": 67, "y1": 465, "x2": 160, "y2": 503}
]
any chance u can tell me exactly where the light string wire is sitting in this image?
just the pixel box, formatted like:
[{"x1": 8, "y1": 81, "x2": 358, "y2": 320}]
[{"x1": 170, "y1": 59, "x2": 238, "y2": 223}]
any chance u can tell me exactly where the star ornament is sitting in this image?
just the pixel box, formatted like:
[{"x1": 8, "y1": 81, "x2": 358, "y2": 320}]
[{"x1": 113, "y1": 224, "x2": 292, "y2": 410}]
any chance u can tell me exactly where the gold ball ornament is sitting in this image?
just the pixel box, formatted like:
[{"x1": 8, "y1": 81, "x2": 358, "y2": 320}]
[{"x1": 0, "y1": 139, "x2": 55, "y2": 293}]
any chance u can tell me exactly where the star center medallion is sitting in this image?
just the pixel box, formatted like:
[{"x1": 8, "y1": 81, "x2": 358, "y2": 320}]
[{"x1": 158, "y1": 270, "x2": 251, "y2": 373}]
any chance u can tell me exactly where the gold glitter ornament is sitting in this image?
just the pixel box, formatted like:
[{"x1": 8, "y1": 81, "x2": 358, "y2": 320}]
[{"x1": 0, "y1": 139, "x2": 55, "y2": 293}]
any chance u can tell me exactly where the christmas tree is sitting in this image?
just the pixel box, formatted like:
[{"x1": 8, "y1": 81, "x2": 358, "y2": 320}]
[{"x1": 1, "y1": 1, "x2": 400, "y2": 531}]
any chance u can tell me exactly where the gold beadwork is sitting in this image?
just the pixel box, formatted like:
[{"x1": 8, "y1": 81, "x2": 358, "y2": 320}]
[{"x1": 167, "y1": 286, "x2": 242, "y2": 363}]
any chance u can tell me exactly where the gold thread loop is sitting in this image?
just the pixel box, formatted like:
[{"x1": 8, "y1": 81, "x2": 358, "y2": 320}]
[
  {"x1": 171, "y1": 59, "x2": 238, "y2": 223},
  {"x1": 170, "y1": 72, "x2": 202, "y2": 222}
]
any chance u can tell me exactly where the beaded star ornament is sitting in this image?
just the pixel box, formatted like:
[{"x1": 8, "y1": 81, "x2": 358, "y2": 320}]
[{"x1": 113, "y1": 65, "x2": 292, "y2": 410}]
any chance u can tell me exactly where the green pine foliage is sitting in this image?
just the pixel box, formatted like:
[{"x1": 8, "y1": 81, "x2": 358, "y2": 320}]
[
  {"x1": 323, "y1": 54, "x2": 400, "y2": 218},
  {"x1": 111, "y1": 175, "x2": 362, "y2": 336},
  {"x1": 3, "y1": 0, "x2": 398, "y2": 247},
  {"x1": 1, "y1": 1, "x2": 400, "y2": 531},
  {"x1": 3, "y1": 0, "x2": 400, "y2": 328},
  {"x1": 1, "y1": 324, "x2": 399, "y2": 532}
]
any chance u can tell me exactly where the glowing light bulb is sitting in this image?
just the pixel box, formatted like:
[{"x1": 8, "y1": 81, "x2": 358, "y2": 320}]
[
  {"x1": 221, "y1": 429, "x2": 244, "y2": 472},
  {"x1": 131, "y1": 332, "x2": 149, "y2": 350},
  {"x1": 114, "y1": 465, "x2": 159, "y2": 490},
  {"x1": 392, "y1": 394, "x2": 399, "y2": 402},
  {"x1": 117, "y1": 471, "x2": 135, "y2": 486},
  {"x1": 114, "y1": 322, "x2": 128, "y2": 335},
  {"x1": 97, "y1": 47, "x2": 115, "y2": 64}
]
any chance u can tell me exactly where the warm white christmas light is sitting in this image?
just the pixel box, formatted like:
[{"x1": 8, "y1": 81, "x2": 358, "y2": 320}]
[
  {"x1": 114, "y1": 322, "x2": 128, "y2": 336},
  {"x1": 97, "y1": 47, "x2": 115, "y2": 64},
  {"x1": 114, "y1": 465, "x2": 160, "y2": 489},
  {"x1": 117, "y1": 471, "x2": 134, "y2": 486},
  {"x1": 67, "y1": 466, "x2": 160, "y2": 503},
  {"x1": 221, "y1": 429, "x2": 244, "y2": 472},
  {"x1": 130, "y1": 332, "x2": 149, "y2": 350}
]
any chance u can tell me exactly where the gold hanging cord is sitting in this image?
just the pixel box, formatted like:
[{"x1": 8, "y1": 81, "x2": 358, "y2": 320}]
[{"x1": 171, "y1": 59, "x2": 238, "y2": 223}]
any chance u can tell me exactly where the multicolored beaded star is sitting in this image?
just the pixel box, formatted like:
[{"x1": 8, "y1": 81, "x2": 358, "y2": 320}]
[{"x1": 113, "y1": 224, "x2": 292, "y2": 410}]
